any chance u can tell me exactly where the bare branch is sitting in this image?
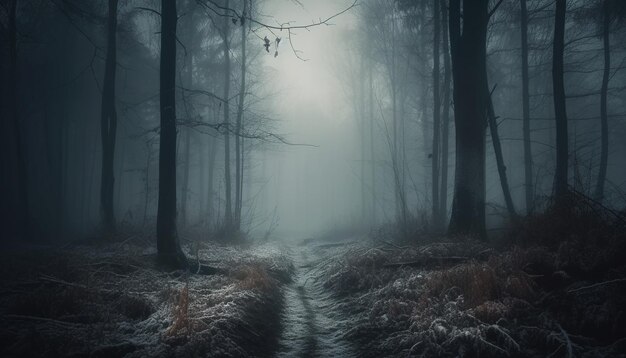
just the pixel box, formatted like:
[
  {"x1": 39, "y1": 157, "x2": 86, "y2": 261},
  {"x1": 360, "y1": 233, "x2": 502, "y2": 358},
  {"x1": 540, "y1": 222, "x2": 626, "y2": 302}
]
[
  {"x1": 196, "y1": 0, "x2": 358, "y2": 60},
  {"x1": 180, "y1": 119, "x2": 319, "y2": 147},
  {"x1": 134, "y1": 6, "x2": 161, "y2": 17},
  {"x1": 488, "y1": 0, "x2": 505, "y2": 18}
]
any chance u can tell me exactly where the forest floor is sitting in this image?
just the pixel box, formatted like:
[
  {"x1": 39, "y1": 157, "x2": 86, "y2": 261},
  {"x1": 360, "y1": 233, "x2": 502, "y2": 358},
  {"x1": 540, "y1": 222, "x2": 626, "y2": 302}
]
[
  {"x1": 310, "y1": 238, "x2": 626, "y2": 357},
  {"x1": 0, "y1": 237, "x2": 293, "y2": 357},
  {"x1": 2, "y1": 198, "x2": 626, "y2": 357}
]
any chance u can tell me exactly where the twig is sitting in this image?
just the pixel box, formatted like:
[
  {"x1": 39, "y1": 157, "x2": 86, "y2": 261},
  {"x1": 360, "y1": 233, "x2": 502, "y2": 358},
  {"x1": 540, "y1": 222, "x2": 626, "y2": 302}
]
[
  {"x1": 556, "y1": 323, "x2": 573, "y2": 358},
  {"x1": 567, "y1": 278, "x2": 626, "y2": 294},
  {"x1": 477, "y1": 337, "x2": 508, "y2": 356},
  {"x1": 569, "y1": 188, "x2": 626, "y2": 225},
  {"x1": 314, "y1": 241, "x2": 356, "y2": 249},
  {"x1": 383, "y1": 256, "x2": 468, "y2": 268},
  {"x1": 488, "y1": 0, "x2": 505, "y2": 18},
  {"x1": 40, "y1": 275, "x2": 89, "y2": 289},
  {"x1": 3, "y1": 314, "x2": 80, "y2": 328},
  {"x1": 380, "y1": 240, "x2": 410, "y2": 250},
  {"x1": 39, "y1": 275, "x2": 114, "y2": 293}
]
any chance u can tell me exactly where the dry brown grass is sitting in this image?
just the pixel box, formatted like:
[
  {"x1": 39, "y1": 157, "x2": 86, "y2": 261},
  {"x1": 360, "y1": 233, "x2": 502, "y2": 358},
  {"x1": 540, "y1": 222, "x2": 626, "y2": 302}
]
[
  {"x1": 166, "y1": 283, "x2": 191, "y2": 337},
  {"x1": 473, "y1": 300, "x2": 508, "y2": 324},
  {"x1": 425, "y1": 261, "x2": 500, "y2": 308},
  {"x1": 232, "y1": 264, "x2": 276, "y2": 292}
]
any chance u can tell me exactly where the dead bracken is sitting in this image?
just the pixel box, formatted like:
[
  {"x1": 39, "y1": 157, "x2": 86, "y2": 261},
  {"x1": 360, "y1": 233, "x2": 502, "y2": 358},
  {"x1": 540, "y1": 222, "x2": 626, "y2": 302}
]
[{"x1": 0, "y1": 239, "x2": 293, "y2": 357}]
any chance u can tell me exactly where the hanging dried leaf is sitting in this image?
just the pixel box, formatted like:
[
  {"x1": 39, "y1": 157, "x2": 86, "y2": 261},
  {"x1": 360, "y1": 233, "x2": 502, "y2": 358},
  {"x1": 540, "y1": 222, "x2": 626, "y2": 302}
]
[{"x1": 263, "y1": 36, "x2": 270, "y2": 52}]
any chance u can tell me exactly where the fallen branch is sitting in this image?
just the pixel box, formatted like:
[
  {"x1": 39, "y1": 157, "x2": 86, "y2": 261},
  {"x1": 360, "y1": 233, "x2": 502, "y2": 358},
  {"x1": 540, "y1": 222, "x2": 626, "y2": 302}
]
[
  {"x1": 380, "y1": 240, "x2": 410, "y2": 250},
  {"x1": 189, "y1": 262, "x2": 226, "y2": 276},
  {"x1": 567, "y1": 278, "x2": 626, "y2": 294},
  {"x1": 39, "y1": 275, "x2": 114, "y2": 293},
  {"x1": 3, "y1": 314, "x2": 81, "y2": 329},
  {"x1": 556, "y1": 323, "x2": 574, "y2": 358},
  {"x1": 315, "y1": 241, "x2": 356, "y2": 249},
  {"x1": 383, "y1": 256, "x2": 469, "y2": 268}
]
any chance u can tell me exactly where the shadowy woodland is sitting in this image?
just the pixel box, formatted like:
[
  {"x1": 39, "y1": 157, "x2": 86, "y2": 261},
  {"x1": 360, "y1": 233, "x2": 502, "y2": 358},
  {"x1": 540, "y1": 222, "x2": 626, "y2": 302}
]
[{"x1": 1, "y1": 0, "x2": 626, "y2": 357}]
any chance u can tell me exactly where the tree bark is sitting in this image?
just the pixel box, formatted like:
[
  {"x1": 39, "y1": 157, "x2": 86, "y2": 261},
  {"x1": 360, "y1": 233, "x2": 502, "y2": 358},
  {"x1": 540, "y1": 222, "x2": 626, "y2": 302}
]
[
  {"x1": 222, "y1": 0, "x2": 233, "y2": 232},
  {"x1": 447, "y1": 0, "x2": 489, "y2": 239},
  {"x1": 594, "y1": 0, "x2": 610, "y2": 202},
  {"x1": 100, "y1": 0, "x2": 118, "y2": 235},
  {"x1": 520, "y1": 0, "x2": 534, "y2": 214},
  {"x1": 181, "y1": 123, "x2": 191, "y2": 225},
  {"x1": 552, "y1": 0, "x2": 569, "y2": 202},
  {"x1": 369, "y1": 57, "x2": 376, "y2": 227},
  {"x1": 4, "y1": 0, "x2": 29, "y2": 239},
  {"x1": 180, "y1": 4, "x2": 195, "y2": 227},
  {"x1": 359, "y1": 56, "x2": 367, "y2": 226},
  {"x1": 431, "y1": 0, "x2": 441, "y2": 229},
  {"x1": 440, "y1": 0, "x2": 451, "y2": 227},
  {"x1": 391, "y1": 13, "x2": 401, "y2": 224},
  {"x1": 234, "y1": 0, "x2": 247, "y2": 230},
  {"x1": 142, "y1": 142, "x2": 152, "y2": 227},
  {"x1": 157, "y1": 0, "x2": 188, "y2": 268},
  {"x1": 207, "y1": 117, "x2": 217, "y2": 229}
]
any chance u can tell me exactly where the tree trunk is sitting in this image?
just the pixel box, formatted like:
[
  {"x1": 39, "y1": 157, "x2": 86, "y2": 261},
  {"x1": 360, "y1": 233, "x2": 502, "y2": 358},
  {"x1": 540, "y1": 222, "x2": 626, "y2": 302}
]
[
  {"x1": 239, "y1": 134, "x2": 244, "y2": 226},
  {"x1": 487, "y1": 88, "x2": 517, "y2": 218},
  {"x1": 594, "y1": 0, "x2": 610, "y2": 202},
  {"x1": 440, "y1": 0, "x2": 451, "y2": 227},
  {"x1": 520, "y1": 0, "x2": 534, "y2": 214},
  {"x1": 369, "y1": 57, "x2": 376, "y2": 227},
  {"x1": 142, "y1": 143, "x2": 152, "y2": 227},
  {"x1": 180, "y1": 6, "x2": 194, "y2": 227},
  {"x1": 181, "y1": 124, "x2": 191, "y2": 225},
  {"x1": 222, "y1": 0, "x2": 233, "y2": 232},
  {"x1": 234, "y1": 0, "x2": 247, "y2": 230},
  {"x1": 4, "y1": 0, "x2": 29, "y2": 239},
  {"x1": 552, "y1": 0, "x2": 569, "y2": 202},
  {"x1": 447, "y1": 0, "x2": 489, "y2": 239},
  {"x1": 391, "y1": 14, "x2": 400, "y2": 224},
  {"x1": 207, "y1": 119, "x2": 217, "y2": 229},
  {"x1": 360, "y1": 56, "x2": 367, "y2": 226},
  {"x1": 100, "y1": 0, "x2": 118, "y2": 235},
  {"x1": 157, "y1": 0, "x2": 187, "y2": 268},
  {"x1": 431, "y1": 0, "x2": 441, "y2": 229}
]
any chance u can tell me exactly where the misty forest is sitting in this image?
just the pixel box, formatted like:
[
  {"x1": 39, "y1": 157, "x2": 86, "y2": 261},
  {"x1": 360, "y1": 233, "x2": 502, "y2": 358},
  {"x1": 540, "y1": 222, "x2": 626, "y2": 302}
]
[{"x1": 2, "y1": 0, "x2": 626, "y2": 356}]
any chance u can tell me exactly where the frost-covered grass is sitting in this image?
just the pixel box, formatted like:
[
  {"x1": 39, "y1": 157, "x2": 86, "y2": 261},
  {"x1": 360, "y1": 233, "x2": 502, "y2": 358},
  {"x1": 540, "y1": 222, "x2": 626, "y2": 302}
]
[
  {"x1": 315, "y1": 236, "x2": 626, "y2": 357},
  {"x1": 0, "y1": 238, "x2": 294, "y2": 357}
]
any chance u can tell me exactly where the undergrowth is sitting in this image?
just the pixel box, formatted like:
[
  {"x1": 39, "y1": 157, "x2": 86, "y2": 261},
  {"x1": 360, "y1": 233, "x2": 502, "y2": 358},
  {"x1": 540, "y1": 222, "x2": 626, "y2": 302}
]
[
  {"x1": 0, "y1": 239, "x2": 292, "y2": 357},
  {"x1": 316, "y1": 192, "x2": 626, "y2": 357}
]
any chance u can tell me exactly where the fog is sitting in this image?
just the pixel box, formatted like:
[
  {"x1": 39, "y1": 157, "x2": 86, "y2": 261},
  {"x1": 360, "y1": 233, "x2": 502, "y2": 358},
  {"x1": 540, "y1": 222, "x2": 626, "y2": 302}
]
[
  {"x1": 4, "y1": 1, "x2": 626, "y2": 357},
  {"x1": 3, "y1": 0, "x2": 626, "y2": 243},
  {"x1": 256, "y1": 0, "x2": 360, "y2": 237}
]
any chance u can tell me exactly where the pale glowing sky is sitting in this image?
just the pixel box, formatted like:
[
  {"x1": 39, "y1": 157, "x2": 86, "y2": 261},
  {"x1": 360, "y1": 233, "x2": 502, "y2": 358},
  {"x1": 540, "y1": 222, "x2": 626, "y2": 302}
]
[
  {"x1": 253, "y1": 0, "x2": 362, "y2": 237},
  {"x1": 260, "y1": 0, "x2": 357, "y2": 133}
]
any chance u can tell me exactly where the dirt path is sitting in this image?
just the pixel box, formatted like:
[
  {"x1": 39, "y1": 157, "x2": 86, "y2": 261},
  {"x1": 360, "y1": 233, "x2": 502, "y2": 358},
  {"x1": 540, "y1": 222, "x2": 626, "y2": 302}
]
[{"x1": 275, "y1": 244, "x2": 355, "y2": 358}]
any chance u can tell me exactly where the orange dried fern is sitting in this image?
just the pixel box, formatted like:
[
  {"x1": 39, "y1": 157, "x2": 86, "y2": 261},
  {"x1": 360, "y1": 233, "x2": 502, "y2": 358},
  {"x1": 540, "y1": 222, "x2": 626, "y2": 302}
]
[{"x1": 166, "y1": 283, "x2": 191, "y2": 337}]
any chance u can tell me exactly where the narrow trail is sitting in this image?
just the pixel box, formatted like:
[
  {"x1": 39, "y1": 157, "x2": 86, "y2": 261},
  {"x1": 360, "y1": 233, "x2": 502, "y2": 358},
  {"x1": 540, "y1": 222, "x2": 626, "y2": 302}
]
[{"x1": 275, "y1": 243, "x2": 355, "y2": 358}]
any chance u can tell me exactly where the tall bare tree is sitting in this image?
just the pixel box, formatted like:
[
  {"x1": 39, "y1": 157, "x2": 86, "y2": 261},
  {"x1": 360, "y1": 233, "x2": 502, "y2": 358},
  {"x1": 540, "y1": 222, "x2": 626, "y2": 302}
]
[
  {"x1": 487, "y1": 89, "x2": 517, "y2": 218},
  {"x1": 100, "y1": 0, "x2": 118, "y2": 235},
  {"x1": 222, "y1": 0, "x2": 233, "y2": 232},
  {"x1": 157, "y1": 0, "x2": 187, "y2": 268},
  {"x1": 431, "y1": 0, "x2": 441, "y2": 229},
  {"x1": 3, "y1": 0, "x2": 28, "y2": 239},
  {"x1": 234, "y1": 0, "x2": 248, "y2": 230},
  {"x1": 520, "y1": 0, "x2": 534, "y2": 213},
  {"x1": 180, "y1": 1, "x2": 196, "y2": 226},
  {"x1": 553, "y1": 0, "x2": 569, "y2": 202},
  {"x1": 439, "y1": 0, "x2": 451, "y2": 226},
  {"x1": 594, "y1": 0, "x2": 611, "y2": 202},
  {"x1": 447, "y1": 0, "x2": 489, "y2": 238}
]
